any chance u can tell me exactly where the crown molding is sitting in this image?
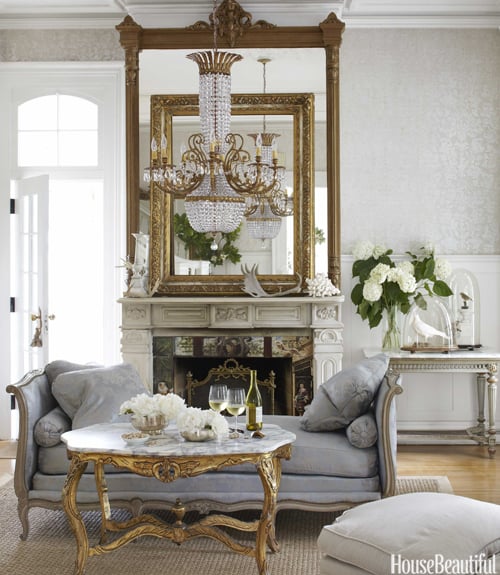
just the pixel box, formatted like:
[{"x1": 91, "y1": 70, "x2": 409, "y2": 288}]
[
  {"x1": 342, "y1": 14, "x2": 500, "y2": 28},
  {"x1": 0, "y1": 0, "x2": 499, "y2": 29}
]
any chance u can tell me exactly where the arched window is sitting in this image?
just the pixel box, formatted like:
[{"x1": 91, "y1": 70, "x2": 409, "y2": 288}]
[{"x1": 18, "y1": 94, "x2": 98, "y2": 167}]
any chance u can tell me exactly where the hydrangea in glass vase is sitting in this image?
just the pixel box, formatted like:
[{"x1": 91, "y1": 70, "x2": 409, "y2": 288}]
[{"x1": 351, "y1": 241, "x2": 453, "y2": 352}]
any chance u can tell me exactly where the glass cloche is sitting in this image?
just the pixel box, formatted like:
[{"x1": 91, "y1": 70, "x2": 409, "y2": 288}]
[
  {"x1": 447, "y1": 268, "x2": 481, "y2": 349},
  {"x1": 401, "y1": 299, "x2": 456, "y2": 353}
]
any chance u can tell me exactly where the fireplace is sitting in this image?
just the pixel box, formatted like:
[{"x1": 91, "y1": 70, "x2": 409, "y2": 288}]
[
  {"x1": 119, "y1": 295, "x2": 344, "y2": 413},
  {"x1": 153, "y1": 335, "x2": 315, "y2": 415}
]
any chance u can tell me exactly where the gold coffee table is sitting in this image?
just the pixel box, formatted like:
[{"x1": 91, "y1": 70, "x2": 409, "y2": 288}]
[{"x1": 61, "y1": 423, "x2": 295, "y2": 575}]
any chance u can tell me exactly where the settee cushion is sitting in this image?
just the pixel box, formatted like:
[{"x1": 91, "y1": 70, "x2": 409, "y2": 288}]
[
  {"x1": 318, "y1": 493, "x2": 500, "y2": 575},
  {"x1": 52, "y1": 363, "x2": 146, "y2": 429},
  {"x1": 34, "y1": 406, "x2": 72, "y2": 447},
  {"x1": 300, "y1": 354, "x2": 389, "y2": 432}
]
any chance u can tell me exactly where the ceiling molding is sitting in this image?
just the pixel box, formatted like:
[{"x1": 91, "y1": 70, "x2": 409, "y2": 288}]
[
  {"x1": 0, "y1": 0, "x2": 499, "y2": 29},
  {"x1": 341, "y1": 14, "x2": 500, "y2": 28}
]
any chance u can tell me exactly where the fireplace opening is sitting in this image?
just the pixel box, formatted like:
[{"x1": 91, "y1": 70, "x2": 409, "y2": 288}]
[
  {"x1": 177, "y1": 356, "x2": 293, "y2": 415},
  {"x1": 153, "y1": 335, "x2": 314, "y2": 416}
]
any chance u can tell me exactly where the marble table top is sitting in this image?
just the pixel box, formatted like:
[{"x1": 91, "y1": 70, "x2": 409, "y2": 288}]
[{"x1": 61, "y1": 422, "x2": 296, "y2": 458}]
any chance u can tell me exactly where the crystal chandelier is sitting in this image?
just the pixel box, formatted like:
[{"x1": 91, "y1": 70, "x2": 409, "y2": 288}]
[
  {"x1": 245, "y1": 58, "x2": 293, "y2": 243},
  {"x1": 143, "y1": 0, "x2": 289, "y2": 236},
  {"x1": 246, "y1": 199, "x2": 282, "y2": 245}
]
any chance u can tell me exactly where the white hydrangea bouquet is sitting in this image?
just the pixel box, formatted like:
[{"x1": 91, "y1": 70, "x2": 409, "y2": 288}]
[
  {"x1": 176, "y1": 406, "x2": 229, "y2": 441},
  {"x1": 351, "y1": 241, "x2": 453, "y2": 349},
  {"x1": 119, "y1": 392, "x2": 186, "y2": 421}
]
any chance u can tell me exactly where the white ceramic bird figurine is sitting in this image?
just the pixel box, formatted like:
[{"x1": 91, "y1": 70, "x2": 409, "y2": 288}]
[{"x1": 411, "y1": 313, "x2": 450, "y2": 342}]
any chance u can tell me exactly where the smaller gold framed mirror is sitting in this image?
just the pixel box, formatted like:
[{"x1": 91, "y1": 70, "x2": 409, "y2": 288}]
[{"x1": 148, "y1": 92, "x2": 315, "y2": 296}]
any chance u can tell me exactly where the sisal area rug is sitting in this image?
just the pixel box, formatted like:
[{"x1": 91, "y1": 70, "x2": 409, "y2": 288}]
[{"x1": 0, "y1": 477, "x2": 452, "y2": 575}]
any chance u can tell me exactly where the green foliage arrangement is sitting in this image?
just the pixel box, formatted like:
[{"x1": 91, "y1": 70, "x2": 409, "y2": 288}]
[{"x1": 173, "y1": 213, "x2": 242, "y2": 268}]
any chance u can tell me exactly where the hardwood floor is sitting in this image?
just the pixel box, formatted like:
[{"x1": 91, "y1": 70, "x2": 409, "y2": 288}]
[
  {"x1": 1, "y1": 442, "x2": 499, "y2": 504},
  {"x1": 398, "y1": 444, "x2": 500, "y2": 504}
]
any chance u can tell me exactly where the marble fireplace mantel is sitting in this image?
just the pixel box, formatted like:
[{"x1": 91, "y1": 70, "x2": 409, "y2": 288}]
[{"x1": 119, "y1": 295, "x2": 344, "y2": 392}]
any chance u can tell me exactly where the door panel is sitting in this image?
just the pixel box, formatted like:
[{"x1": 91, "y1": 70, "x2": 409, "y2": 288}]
[{"x1": 11, "y1": 175, "x2": 49, "y2": 379}]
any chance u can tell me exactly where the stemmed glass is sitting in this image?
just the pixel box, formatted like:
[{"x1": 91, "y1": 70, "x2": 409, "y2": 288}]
[
  {"x1": 227, "y1": 388, "x2": 246, "y2": 437},
  {"x1": 208, "y1": 384, "x2": 228, "y2": 414}
]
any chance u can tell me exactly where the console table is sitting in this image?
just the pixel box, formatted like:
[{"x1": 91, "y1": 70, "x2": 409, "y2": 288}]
[
  {"x1": 366, "y1": 349, "x2": 498, "y2": 457},
  {"x1": 61, "y1": 423, "x2": 295, "y2": 575}
]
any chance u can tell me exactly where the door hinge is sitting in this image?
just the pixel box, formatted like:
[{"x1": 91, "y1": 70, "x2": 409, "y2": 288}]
[
  {"x1": 10, "y1": 297, "x2": 15, "y2": 312},
  {"x1": 10, "y1": 198, "x2": 16, "y2": 214}
]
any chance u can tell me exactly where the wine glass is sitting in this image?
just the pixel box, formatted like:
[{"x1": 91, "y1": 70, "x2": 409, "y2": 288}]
[
  {"x1": 227, "y1": 387, "x2": 246, "y2": 437},
  {"x1": 208, "y1": 384, "x2": 228, "y2": 414}
]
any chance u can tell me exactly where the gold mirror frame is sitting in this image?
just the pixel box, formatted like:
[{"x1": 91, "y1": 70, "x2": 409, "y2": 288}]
[
  {"x1": 116, "y1": 1, "x2": 345, "y2": 292},
  {"x1": 150, "y1": 92, "x2": 314, "y2": 295}
]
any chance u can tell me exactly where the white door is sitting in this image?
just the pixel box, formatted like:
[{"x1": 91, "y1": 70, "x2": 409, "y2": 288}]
[{"x1": 10, "y1": 175, "x2": 50, "y2": 379}]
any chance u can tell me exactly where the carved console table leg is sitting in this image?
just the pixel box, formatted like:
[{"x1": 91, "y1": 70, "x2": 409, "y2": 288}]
[
  {"x1": 486, "y1": 364, "x2": 498, "y2": 458},
  {"x1": 467, "y1": 374, "x2": 487, "y2": 442},
  {"x1": 476, "y1": 373, "x2": 486, "y2": 437},
  {"x1": 62, "y1": 456, "x2": 89, "y2": 575}
]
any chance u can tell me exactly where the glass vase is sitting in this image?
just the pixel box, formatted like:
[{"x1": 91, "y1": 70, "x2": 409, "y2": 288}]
[
  {"x1": 382, "y1": 304, "x2": 401, "y2": 352},
  {"x1": 131, "y1": 414, "x2": 166, "y2": 436}
]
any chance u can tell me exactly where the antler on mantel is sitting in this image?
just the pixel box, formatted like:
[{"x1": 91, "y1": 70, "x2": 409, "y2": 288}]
[{"x1": 241, "y1": 264, "x2": 302, "y2": 297}]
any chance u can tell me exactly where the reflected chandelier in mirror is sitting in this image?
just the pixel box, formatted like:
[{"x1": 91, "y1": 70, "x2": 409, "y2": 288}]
[{"x1": 149, "y1": 92, "x2": 314, "y2": 296}]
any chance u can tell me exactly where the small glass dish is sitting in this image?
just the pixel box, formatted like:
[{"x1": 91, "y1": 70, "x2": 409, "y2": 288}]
[{"x1": 121, "y1": 432, "x2": 149, "y2": 446}]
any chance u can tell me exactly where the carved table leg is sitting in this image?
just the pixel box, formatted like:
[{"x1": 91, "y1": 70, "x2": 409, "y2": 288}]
[
  {"x1": 255, "y1": 455, "x2": 281, "y2": 574},
  {"x1": 94, "y1": 460, "x2": 112, "y2": 544},
  {"x1": 486, "y1": 364, "x2": 498, "y2": 458},
  {"x1": 476, "y1": 373, "x2": 486, "y2": 437},
  {"x1": 62, "y1": 455, "x2": 89, "y2": 575}
]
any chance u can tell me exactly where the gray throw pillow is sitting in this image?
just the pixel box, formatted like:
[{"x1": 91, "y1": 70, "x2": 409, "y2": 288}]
[
  {"x1": 346, "y1": 412, "x2": 378, "y2": 448},
  {"x1": 34, "y1": 406, "x2": 72, "y2": 447},
  {"x1": 45, "y1": 360, "x2": 101, "y2": 388},
  {"x1": 52, "y1": 363, "x2": 146, "y2": 429},
  {"x1": 299, "y1": 354, "x2": 389, "y2": 432}
]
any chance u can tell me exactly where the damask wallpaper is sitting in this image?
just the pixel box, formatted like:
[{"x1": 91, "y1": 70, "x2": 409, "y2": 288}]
[
  {"x1": 1, "y1": 27, "x2": 498, "y2": 255},
  {"x1": 340, "y1": 29, "x2": 500, "y2": 255},
  {"x1": 0, "y1": 29, "x2": 122, "y2": 61}
]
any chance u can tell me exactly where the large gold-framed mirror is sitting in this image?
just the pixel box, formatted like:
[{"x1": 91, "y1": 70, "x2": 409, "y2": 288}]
[
  {"x1": 149, "y1": 92, "x2": 314, "y2": 295},
  {"x1": 116, "y1": 1, "x2": 344, "y2": 292}
]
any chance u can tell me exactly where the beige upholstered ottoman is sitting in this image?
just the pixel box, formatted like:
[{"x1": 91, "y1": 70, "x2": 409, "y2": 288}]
[{"x1": 318, "y1": 493, "x2": 500, "y2": 575}]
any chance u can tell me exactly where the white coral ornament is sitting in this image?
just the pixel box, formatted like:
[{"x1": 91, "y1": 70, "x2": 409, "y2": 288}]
[{"x1": 305, "y1": 274, "x2": 340, "y2": 297}]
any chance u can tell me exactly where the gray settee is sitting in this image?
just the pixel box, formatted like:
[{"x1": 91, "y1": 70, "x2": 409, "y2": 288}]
[{"x1": 6, "y1": 355, "x2": 402, "y2": 540}]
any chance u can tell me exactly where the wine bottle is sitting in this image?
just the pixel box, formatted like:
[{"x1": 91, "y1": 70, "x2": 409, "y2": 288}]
[{"x1": 245, "y1": 369, "x2": 263, "y2": 431}]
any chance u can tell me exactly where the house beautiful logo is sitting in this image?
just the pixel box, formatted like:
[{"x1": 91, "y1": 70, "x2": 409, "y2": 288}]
[{"x1": 391, "y1": 553, "x2": 496, "y2": 575}]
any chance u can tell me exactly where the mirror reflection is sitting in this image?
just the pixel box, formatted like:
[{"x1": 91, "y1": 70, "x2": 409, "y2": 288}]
[
  {"x1": 169, "y1": 113, "x2": 294, "y2": 276},
  {"x1": 147, "y1": 93, "x2": 314, "y2": 296}
]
